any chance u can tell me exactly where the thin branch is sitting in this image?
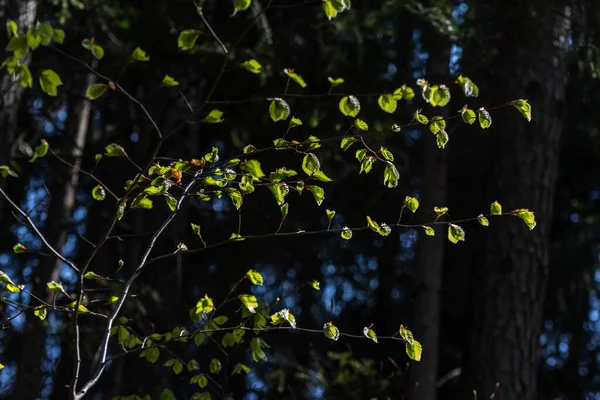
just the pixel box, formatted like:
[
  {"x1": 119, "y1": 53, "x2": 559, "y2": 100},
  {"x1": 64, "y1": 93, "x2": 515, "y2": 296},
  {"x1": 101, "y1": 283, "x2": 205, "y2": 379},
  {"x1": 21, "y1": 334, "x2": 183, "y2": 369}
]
[
  {"x1": 0, "y1": 186, "x2": 80, "y2": 273},
  {"x1": 194, "y1": 1, "x2": 228, "y2": 54}
]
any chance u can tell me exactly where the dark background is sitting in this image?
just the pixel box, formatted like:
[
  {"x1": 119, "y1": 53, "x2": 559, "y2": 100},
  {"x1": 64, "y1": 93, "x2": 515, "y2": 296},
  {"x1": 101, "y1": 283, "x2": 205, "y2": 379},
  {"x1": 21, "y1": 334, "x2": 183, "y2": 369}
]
[{"x1": 0, "y1": 0, "x2": 599, "y2": 399}]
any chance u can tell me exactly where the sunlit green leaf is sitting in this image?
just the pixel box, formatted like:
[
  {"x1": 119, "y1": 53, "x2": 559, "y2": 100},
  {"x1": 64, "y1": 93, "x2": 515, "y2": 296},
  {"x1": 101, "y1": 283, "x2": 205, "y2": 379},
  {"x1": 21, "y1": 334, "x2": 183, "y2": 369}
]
[
  {"x1": 241, "y1": 59, "x2": 262, "y2": 74},
  {"x1": 131, "y1": 47, "x2": 150, "y2": 61},
  {"x1": 322, "y1": 0, "x2": 338, "y2": 20},
  {"x1": 461, "y1": 107, "x2": 476, "y2": 124},
  {"x1": 477, "y1": 215, "x2": 489, "y2": 226},
  {"x1": 478, "y1": 107, "x2": 492, "y2": 129},
  {"x1": 430, "y1": 85, "x2": 451, "y2": 107},
  {"x1": 161, "y1": 75, "x2": 179, "y2": 87},
  {"x1": 202, "y1": 109, "x2": 224, "y2": 123},
  {"x1": 269, "y1": 98, "x2": 291, "y2": 122},
  {"x1": 29, "y1": 139, "x2": 49, "y2": 162},
  {"x1": 34, "y1": 305, "x2": 47, "y2": 320},
  {"x1": 284, "y1": 68, "x2": 307, "y2": 88},
  {"x1": 341, "y1": 226, "x2": 352, "y2": 240},
  {"x1": 448, "y1": 224, "x2": 465, "y2": 244},
  {"x1": 310, "y1": 280, "x2": 321, "y2": 290},
  {"x1": 302, "y1": 153, "x2": 321, "y2": 176},
  {"x1": 328, "y1": 76, "x2": 344, "y2": 87},
  {"x1": 39, "y1": 69, "x2": 63, "y2": 96},
  {"x1": 92, "y1": 185, "x2": 105, "y2": 201},
  {"x1": 209, "y1": 358, "x2": 222, "y2": 374},
  {"x1": 87, "y1": 84, "x2": 108, "y2": 100},
  {"x1": 406, "y1": 340, "x2": 422, "y2": 361},
  {"x1": 241, "y1": 159, "x2": 265, "y2": 179},
  {"x1": 378, "y1": 94, "x2": 397, "y2": 113},
  {"x1": 423, "y1": 226, "x2": 435, "y2": 236},
  {"x1": 456, "y1": 75, "x2": 479, "y2": 98},
  {"x1": 383, "y1": 162, "x2": 399, "y2": 188},
  {"x1": 233, "y1": 363, "x2": 250, "y2": 374},
  {"x1": 354, "y1": 118, "x2": 368, "y2": 131},
  {"x1": 178, "y1": 30, "x2": 200, "y2": 51},
  {"x1": 512, "y1": 208, "x2": 536, "y2": 230},
  {"x1": 434, "y1": 207, "x2": 448, "y2": 217},
  {"x1": 363, "y1": 327, "x2": 378, "y2": 343},
  {"x1": 308, "y1": 186, "x2": 325, "y2": 206},
  {"x1": 246, "y1": 269, "x2": 263, "y2": 286},
  {"x1": 513, "y1": 99, "x2": 532, "y2": 122},
  {"x1": 341, "y1": 137, "x2": 357, "y2": 151},
  {"x1": 413, "y1": 109, "x2": 428, "y2": 125},
  {"x1": 404, "y1": 196, "x2": 419, "y2": 213},
  {"x1": 239, "y1": 294, "x2": 259, "y2": 313},
  {"x1": 339, "y1": 95, "x2": 360, "y2": 117},
  {"x1": 323, "y1": 321, "x2": 340, "y2": 341},
  {"x1": 233, "y1": 0, "x2": 252, "y2": 15},
  {"x1": 490, "y1": 201, "x2": 502, "y2": 215}
]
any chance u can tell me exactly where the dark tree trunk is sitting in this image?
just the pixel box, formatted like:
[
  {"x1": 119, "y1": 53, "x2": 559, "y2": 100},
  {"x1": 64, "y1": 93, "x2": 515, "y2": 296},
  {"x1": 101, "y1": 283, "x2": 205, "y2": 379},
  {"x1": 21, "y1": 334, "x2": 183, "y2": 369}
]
[
  {"x1": 453, "y1": 2, "x2": 570, "y2": 399},
  {"x1": 411, "y1": 27, "x2": 451, "y2": 400}
]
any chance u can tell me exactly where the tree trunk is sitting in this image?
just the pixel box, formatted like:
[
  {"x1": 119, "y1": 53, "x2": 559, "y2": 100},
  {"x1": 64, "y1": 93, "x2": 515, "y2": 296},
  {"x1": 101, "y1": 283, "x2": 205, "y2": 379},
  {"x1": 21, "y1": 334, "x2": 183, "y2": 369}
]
[
  {"x1": 456, "y1": 2, "x2": 570, "y2": 399},
  {"x1": 14, "y1": 71, "x2": 95, "y2": 399},
  {"x1": 411, "y1": 27, "x2": 451, "y2": 400}
]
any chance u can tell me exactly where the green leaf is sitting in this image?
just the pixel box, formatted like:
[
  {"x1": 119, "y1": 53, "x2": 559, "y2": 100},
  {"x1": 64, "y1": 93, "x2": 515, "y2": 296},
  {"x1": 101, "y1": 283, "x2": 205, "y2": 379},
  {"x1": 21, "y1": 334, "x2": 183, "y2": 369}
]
[
  {"x1": 52, "y1": 29, "x2": 65, "y2": 44},
  {"x1": 308, "y1": 186, "x2": 325, "y2": 206},
  {"x1": 289, "y1": 117, "x2": 303, "y2": 127},
  {"x1": 280, "y1": 203, "x2": 289, "y2": 219},
  {"x1": 191, "y1": 223, "x2": 202, "y2": 238},
  {"x1": 247, "y1": 269, "x2": 263, "y2": 286},
  {"x1": 241, "y1": 59, "x2": 262, "y2": 74},
  {"x1": 29, "y1": 139, "x2": 49, "y2": 162},
  {"x1": 91, "y1": 44, "x2": 104, "y2": 60},
  {"x1": 26, "y1": 27, "x2": 42, "y2": 49},
  {"x1": 67, "y1": 301, "x2": 88, "y2": 312},
  {"x1": 430, "y1": 85, "x2": 451, "y2": 107},
  {"x1": 239, "y1": 294, "x2": 259, "y2": 313},
  {"x1": 284, "y1": 68, "x2": 307, "y2": 88},
  {"x1": 0, "y1": 165, "x2": 18, "y2": 178},
  {"x1": 241, "y1": 159, "x2": 265, "y2": 179},
  {"x1": 448, "y1": 224, "x2": 465, "y2": 244},
  {"x1": 232, "y1": 363, "x2": 250, "y2": 375},
  {"x1": 83, "y1": 271, "x2": 106, "y2": 280},
  {"x1": 305, "y1": 135, "x2": 321, "y2": 151},
  {"x1": 269, "y1": 98, "x2": 291, "y2": 122},
  {"x1": 161, "y1": 75, "x2": 179, "y2": 87},
  {"x1": 404, "y1": 196, "x2": 419, "y2": 213},
  {"x1": 47, "y1": 281, "x2": 66, "y2": 294},
  {"x1": 6, "y1": 20, "x2": 17, "y2": 38},
  {"x1": 366, "y1": 216, "x2": 379, "y2": 232},
  {"x1": 380, "y1": 147, "x2": 394, "y2": 161},
  {"x1": 225, "y1": 188, "x2": 243, "y2": 210},
  {"x1": 131, "y1": 194, "x2": 153, "y2": 209},
  {"x1": 209, "y1": 359, "x2": 222, "y2": 374},
  {"x1": 0, "y1": 271, "x2": 17, "y2": 285},
  {"x1": 512, "y1": 209, "x2": 536, "y2": 230},
  {"x1": 140, "y1": 348, "x2": 160, "y2": 364},
  {"x1": 131, "y1": 47, "x2": 150, "y2": 61},
  {"x1": 399, "y1": 325, "x2": 414, "y2": 344},
  {"x1": 178, "y1": 29, "x2": 200, "y2": 51},
  {"x1": 270, "y1": 308, "x2": 296, "y2": 329},
  {"x1": 87, "y1": 84, "x2": 108, "y2": 100},
  {"x1": 302, "y1": 153, "x2": 321, "y2": 176},
  {"x1": 340, "y1": 226, "x2": 353, "y2": 240},
  {"x1": 406, "y1": 340, "x2": 422, "y2": 361},
  {"x1": 6, "y1": 34, "x2": 28, "y2": 58},
  {"x1": 340, "y1": 137, "x2": 357, "y2": 151},
  {"x1": 310, "y1": 280, "x2": 321, "y2": 290},
  {"x1": 13, "y1": 243, "x2": 26, "y2": 253},
  {"x1": 513, "y1": 99, "x2": 532, "y2": 122},
  {"x1": 355, "y1": 148, "x2": 367, "y2": 162},
  {"x1": 312, "y1": 170, "x2": 332, "y2": 183},
  {"x1": 354, "y1": 118, "x2": 368, "y2": 131},
  {"x1": 478, "y1": 107, "x2": 492, "y2": 129},
  {"x1": 165, "y1": 195, "x2": 177, "y2": 211},
  {"x1": 339, "y1": 95, "x2": 360, "y2": 117},
  {"x1": 383, "y1": 162, "x2": 399, "y2": 188},
  {"x1": 34, "y1": 305, "x2": 47, "y2": 320},
  {"x1": 477, "y1": 215, "x2": 489, "y2": 226},
  {"x1": 323, "y1": 322, "x2": 340, "y2": 341},
  {"x1": 202, "y1": 109, "x2": 224, "y2": 123},
  {"x1": 434, "y1": 207, "x2": 448, "y2": 217},
  {"x1": 105, "y1": 143, "x2": 126, "y2": 157},
  {"x1": 92, "y1": 185, "x2": 106, "y2": 201},
  {"x1": 435, "y1": 130, "x2": 449, "y2": 149},
  {"x1": 233, "y1": 0, "x2": 252, "y2": 15},
  {"x1": 360, "y1": 157, "x2": 374, "y2": 174},
  {"x1": 490, "y1": 201, "x2": 502, "y2": 215},
  {"x1": 328, "y1": 76, "x2": 344, "y2": 87},
  {"x1": 413, "y1": 109, "x2": 429, "y2": 125},
  {"x1": 39, "y1": 69, "x2": 63, "y2": 96},
  {"x1": 322, "y1": 0, "x2": 338, "y2": 20},
  {"x1": 326, "y1": 209, "x2": 336, "y2": 221},
  {"x1": 456, "y1": 75, "x2": 479, "y2": 98},
  {"x1": 363, "y1": 327, "x2": 378, "y2": 343},
  {"x1": 403, "y1": 85, "x2": 415, "y2": 100},
  {"x1": 6, "y1": 283, "x2": 22, "y2": 293},
  {"x1": 429, "y1": 117, "x2": 446, "y2": 134},
  {"x1": 15, "y1": 64, "x2": 32, "y2": 87},
  {"x1": 378, "y1": 94, "x2": 397, "y2": 113},
  {"x1": 196, "y1": 294, "x2": 214, "y2": 314},
  {"x1": 461, "y1": 108, "x2": 476, "y2": 124},
  {"x1": 423, "y1": 226, "x2": 435, "y2": 236}
]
